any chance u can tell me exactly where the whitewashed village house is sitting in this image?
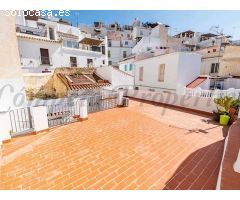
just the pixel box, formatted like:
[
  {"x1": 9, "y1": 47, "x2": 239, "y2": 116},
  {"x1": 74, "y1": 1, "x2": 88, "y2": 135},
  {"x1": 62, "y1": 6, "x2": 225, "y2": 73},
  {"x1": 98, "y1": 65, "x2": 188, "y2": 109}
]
[
  {"x1": 117, "y1": 25, "x2": 240, "y2": 95},
  {"x1": 79, "y1": 21, "x2": 136, "y2": 66},
  {"x1": 134, "y1": 52, "x2": 201, "y2": 94}
]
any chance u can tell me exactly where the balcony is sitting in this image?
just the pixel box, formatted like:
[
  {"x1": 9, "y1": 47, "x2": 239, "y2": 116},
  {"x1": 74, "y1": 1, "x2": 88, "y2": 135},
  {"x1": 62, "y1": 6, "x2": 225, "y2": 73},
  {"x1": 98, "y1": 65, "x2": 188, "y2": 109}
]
[{"x1": 16, "y1": 24, "x2": 47, "y2": 37}]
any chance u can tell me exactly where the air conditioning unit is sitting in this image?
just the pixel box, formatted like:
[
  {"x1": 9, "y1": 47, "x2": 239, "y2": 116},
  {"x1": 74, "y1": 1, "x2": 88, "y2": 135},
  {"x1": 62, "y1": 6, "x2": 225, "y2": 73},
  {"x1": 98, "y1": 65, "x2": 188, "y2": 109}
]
[{"x1": 122, "y1": 97, "x2": 129, "y2": 107}]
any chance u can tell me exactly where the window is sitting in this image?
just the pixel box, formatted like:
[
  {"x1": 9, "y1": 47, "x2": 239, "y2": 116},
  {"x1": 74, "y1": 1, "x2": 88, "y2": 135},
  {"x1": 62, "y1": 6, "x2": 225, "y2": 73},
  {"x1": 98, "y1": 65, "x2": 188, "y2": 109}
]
[
  {"x1": 129, "y1": 64, "x2": 133, "y2": 71},
  {"x1": 108, "y1": 61, "x2": 112, "y2": 65},
  {"x1": 87, "y1": 59, "x2": 93, "y2": 66},
  {"x1": 108, "y1": 41, "x2": 112, "y2": 47},
  {"x1": 158, "y1": 64, "x2": 165, "y2": 82},
  {"x1": 63, "y1": 40, "x2": 79, "y2": 49},
  {"x1": 207, "y1": 51, "x2": 210, "y2": 53},
  {"x1": 40, "y1": 48, "x2": 50, "y2": 65},
  {"x1": 124, "y1": 65, "x2": 127, "y2": 71},
  {"x1": 123, "y1": 51, "x2": 127, "y2": 58},
  {"x1": 108, "y1": 50, "x2": 111, "y2": 58},
  {"x1": 139, "y1": 67, "x2": 144, "y2": 81},
  {"x1": 102, "y1": 46, "x2": 105, "y2": 55},
  {"x1": 70, "y1": 57, "x2": 77, "y2": 67},
  {"x1": 210, "y1": 63, "x2": 219, "y2": 73},
  {"x1": 125, "y1": 41, "x2": 128, "y2": 45},
  {"x1": 103, "y1": 60, "x2": 105, "y2": 65},
  {"x1": 49, "y1": 27, "x2": 55, "y2": 40},
  {"x1": 213, "y1": 49, "x2": 216, "y2": 52}
]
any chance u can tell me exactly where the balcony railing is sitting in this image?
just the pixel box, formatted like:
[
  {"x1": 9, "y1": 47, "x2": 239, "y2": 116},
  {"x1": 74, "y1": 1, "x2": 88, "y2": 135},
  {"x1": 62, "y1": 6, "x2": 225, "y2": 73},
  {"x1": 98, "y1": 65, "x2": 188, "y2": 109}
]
[{"x1": 16, "y1": 24, "x2": 47, "y2": 37}]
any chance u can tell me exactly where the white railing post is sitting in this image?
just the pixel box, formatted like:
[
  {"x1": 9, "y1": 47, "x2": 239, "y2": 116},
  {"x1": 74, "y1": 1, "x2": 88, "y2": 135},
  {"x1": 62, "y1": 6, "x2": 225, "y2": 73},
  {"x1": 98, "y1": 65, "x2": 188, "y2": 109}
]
[
  {"x1": 78, "y1": 99, "x2": 88, "y2": 120},
  {"x1": 31, "y1": 106, "x2": 49, "y2": 132},
  {"x1": 117, "y1": 91, "x2": 124, "y2": 106},
  {"x1": 195, "y1": 87, "x2": 202, "y2": 97}
]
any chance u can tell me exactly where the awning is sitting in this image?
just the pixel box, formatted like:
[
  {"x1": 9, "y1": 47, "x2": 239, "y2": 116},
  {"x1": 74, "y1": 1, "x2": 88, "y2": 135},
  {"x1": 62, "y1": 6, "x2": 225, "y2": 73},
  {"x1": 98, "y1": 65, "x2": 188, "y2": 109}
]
[{"x1": 79, "y1": 37, "x2": 103, "y2": 46}]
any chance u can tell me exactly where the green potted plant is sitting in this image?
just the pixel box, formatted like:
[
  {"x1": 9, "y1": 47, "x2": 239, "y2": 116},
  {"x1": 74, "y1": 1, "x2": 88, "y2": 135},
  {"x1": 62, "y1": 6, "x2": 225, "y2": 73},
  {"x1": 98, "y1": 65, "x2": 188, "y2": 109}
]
[{"x1": 214, "y1": 96, "x2": 240, "y2": 126}]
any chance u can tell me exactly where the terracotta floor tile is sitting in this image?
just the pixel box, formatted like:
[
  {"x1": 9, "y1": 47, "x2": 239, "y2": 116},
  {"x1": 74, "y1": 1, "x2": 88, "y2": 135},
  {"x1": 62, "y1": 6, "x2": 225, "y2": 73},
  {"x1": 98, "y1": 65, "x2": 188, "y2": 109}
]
[{"x1": 0, "y1": 100, "x2": 225, "y2": 190}]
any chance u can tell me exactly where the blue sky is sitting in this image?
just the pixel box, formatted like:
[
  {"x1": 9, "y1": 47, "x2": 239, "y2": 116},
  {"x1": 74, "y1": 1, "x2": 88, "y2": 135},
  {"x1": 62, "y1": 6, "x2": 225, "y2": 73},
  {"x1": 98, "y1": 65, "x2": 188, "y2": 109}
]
[{"x1": 58, "y1": 10, "x2": 240, "y2": 39}]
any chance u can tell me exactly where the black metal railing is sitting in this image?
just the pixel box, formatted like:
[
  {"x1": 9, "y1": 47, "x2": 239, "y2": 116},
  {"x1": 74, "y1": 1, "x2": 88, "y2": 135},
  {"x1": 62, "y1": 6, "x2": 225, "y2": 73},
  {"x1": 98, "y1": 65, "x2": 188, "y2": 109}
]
[
  {"x1": 47, "y1": 101, "x2": 80, "y2": 127},
  {"x1": 87, "y1": 92, "x2": 118, "y2": 113},
  {"x1": 9, "y1": 107, "x2": 33, "y2": 135}
]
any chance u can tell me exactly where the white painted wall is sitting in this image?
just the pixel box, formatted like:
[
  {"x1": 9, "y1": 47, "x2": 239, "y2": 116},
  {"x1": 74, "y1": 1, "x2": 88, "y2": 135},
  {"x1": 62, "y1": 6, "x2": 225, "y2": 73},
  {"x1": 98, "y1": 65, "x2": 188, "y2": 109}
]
[
  {"x1": 61, "y1": 47, "x2": 105, "y2": 67},
  {"x1": 18, "y1": 38, "x2": 106, "y2": 70},
  {"x1": 126, "y1": 89, "x2": 216, "y2": 113},
  {"x1": 0, "y1": 13, "x2": 26, "y2": 143},
  {"x1": 18, "y1": 38, "x2": 61, "y2": 69},
  {"x1": 0, "y1": 79, "x2": 27, "y2": 111},
  {"x1": 30, "y1": 106, "x2": 49, "y2": 132},
  {"x1": 96, "y1": 66, "x2": 134, "y2": 90},
  {"x1": 134, "y1": 52, "x2": 201, "y2": 93},
  {"x1": 132, "y1": 26, "x2": 151, "y2": 39},
  {"x1": 108, "y1": 46, "x2": 132, "y2": 65},
  {"x1": 177, "y1": 53, "x2": 202, "y2": 91}
]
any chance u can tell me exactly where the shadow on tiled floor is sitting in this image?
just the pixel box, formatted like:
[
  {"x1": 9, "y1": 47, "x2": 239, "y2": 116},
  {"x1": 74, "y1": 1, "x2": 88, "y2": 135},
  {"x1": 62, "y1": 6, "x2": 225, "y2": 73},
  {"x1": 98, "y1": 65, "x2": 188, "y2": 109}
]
[{"x1": 164, "y1": 140, "x2": 225, "y2": 190}]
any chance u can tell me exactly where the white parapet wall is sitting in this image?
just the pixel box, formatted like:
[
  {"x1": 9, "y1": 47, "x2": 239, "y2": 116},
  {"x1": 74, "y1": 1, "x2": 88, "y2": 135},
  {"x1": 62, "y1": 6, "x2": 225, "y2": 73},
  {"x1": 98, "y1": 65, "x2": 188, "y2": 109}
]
[
  {"x1": 126, "y1": 89, "x2": 216, "y2": 113},
  {"x1": 96, "y1": 66, "x2": 134, "y2": 90},
  {"x1": 30, "y1": 106, "x2": 49, "y2": 132}
]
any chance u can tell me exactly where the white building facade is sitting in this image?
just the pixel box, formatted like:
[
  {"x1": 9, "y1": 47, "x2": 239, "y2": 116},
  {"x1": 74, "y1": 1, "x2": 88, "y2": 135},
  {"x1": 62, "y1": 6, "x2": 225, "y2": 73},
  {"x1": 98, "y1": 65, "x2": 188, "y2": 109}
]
[{"x1": 16, "y1": 12, "x2": 108, "y2": 73}]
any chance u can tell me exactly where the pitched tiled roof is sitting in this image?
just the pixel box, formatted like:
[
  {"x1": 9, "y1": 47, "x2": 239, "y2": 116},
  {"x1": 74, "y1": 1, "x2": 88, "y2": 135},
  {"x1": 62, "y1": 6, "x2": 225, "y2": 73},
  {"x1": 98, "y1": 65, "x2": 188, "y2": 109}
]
[
  {"x1": 57, "y1": 72, "x2": 110, "y2": 91},
  {"x1": 186, "y1": 77, "x2": 207, "y2": 88}
]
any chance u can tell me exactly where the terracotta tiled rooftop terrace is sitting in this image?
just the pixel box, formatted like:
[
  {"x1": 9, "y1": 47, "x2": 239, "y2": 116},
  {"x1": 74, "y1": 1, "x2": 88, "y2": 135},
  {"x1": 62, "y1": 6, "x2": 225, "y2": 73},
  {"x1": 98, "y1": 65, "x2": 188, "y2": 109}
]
[{"x1": 0, "y1": 99, "x2": 229, "y2": 190}]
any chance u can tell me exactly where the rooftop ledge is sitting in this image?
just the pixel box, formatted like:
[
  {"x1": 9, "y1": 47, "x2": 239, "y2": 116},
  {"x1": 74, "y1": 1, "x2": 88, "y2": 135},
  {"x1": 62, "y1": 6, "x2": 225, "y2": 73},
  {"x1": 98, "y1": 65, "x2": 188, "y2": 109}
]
[{"x1": 217, "y1": 119, "x2": 240, "y2": 190}]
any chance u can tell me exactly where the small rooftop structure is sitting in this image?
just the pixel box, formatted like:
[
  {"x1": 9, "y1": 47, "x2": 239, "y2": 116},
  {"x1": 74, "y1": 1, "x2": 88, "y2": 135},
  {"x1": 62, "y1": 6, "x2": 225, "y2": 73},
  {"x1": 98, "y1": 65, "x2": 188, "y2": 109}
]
[{"x1": 56, "y1": 68, "x2": 110, "y2": 91}]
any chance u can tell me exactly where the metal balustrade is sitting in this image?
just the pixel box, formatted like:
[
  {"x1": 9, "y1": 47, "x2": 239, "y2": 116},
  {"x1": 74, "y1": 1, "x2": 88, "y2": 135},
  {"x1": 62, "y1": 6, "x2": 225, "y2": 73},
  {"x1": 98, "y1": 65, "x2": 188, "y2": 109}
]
[
  {"x1": 46, "y1": 101, "x2": 79, "y2": 127},
  {"x1": 9, "y1": 107, "x2": 33, "y2": 136}
]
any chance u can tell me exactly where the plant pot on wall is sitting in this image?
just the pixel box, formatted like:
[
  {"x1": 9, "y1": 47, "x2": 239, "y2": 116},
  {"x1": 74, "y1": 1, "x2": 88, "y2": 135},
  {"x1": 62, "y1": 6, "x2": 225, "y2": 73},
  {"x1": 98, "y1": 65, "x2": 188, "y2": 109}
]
[{"x1": 219, "y1": 114, "x2": 230, "y2": 126}]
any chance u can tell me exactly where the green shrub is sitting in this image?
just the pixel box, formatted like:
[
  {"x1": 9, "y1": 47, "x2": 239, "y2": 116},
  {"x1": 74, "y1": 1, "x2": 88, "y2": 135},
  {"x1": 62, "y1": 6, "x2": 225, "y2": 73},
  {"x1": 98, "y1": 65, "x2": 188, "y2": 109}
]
[{"x1": 214, "y1": 96, "x2": 240, "y2": 114}]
